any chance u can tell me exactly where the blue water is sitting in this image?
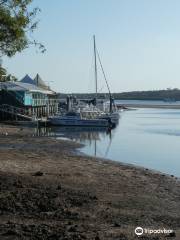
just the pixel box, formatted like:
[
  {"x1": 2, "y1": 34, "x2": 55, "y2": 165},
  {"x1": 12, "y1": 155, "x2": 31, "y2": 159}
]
[
  {"x1": 66, "y1": 108, "x2": 180, "y2": 177},
  {"x1": 43, "y1": 107, "x2": 180, "y2": 177}
]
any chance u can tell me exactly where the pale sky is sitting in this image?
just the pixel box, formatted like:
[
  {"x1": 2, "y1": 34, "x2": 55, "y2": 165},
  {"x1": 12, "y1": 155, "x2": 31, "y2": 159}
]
[{"x1": 3, "y1": 0, "x2": 180, "y2": 93}]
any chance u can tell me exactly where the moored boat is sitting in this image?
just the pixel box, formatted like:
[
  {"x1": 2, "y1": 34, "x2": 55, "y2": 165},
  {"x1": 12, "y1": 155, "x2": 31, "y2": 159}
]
[
  {"x1": 49, "y1": 111, "x2": 114, "y2": 127},
  {"x1": 92, "y1": 35, "x2": 120, "y2": 122}
]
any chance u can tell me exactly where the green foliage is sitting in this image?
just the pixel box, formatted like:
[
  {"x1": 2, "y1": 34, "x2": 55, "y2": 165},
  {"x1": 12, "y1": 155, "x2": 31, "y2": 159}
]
[
  {"x1": 0, "y1": 65, "x2": 18, "y2": 81},
  {"x1": 0, "y1": 65, "x2": 6, "y2": 79},
  {"x1": 0, "y1": 0, "x2": 45, "y2": 57},
  {"x1": 111, "y1": 89, "x2": 180, "y2": 100},
  {"x1": 58, "y1": 89, "x2": 180, "y2": 101}
]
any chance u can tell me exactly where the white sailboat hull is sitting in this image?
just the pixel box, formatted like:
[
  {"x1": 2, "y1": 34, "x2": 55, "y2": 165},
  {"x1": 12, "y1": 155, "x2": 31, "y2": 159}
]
[{"x1": 49, "y1": 116, "x2": 110, "y2": 127}]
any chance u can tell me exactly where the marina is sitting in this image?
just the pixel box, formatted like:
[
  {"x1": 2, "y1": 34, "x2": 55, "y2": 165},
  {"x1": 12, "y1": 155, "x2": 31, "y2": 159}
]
[
  {"x1": 1, "y1": 72, "x2": 180, "y2": 177},
  {"x1": 0, "y1": 36, "x2": 120, "y2": 129},
  {"x1": 36, "y1": 106, "x2": 180, "y2": 177},
  {"x1": 1, "y1": 0, "x2": 180, "y2": 239}
]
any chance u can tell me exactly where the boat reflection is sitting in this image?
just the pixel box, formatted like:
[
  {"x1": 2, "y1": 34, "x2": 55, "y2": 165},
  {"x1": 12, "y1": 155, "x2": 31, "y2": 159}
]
[{"x1": 33, "y1": 125, "x2": 114, "y2": 158}]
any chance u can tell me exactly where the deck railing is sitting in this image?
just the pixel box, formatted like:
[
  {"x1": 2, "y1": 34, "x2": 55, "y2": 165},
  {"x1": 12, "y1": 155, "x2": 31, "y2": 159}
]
[
  {"x1": 0, "y1": 104, "x2": 34, "y2": 120},
  {"x1": 31, "y1": 98, "x2": 58, "y2": 106}
]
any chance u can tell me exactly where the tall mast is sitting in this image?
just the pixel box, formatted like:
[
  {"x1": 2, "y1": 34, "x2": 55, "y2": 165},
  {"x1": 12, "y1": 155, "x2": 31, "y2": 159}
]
[
  {"x1": 96, "y1": 48, "x2": 114, "y2": 113},
  {"x1": 93, "y1": 35, "x2": 98, "y2": 99}
]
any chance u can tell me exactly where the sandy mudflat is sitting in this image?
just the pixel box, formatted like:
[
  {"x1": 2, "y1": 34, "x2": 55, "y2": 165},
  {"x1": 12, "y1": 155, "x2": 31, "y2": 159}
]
[{"x1": 0, "y1": 124, "x2": 179, "y2": 240}]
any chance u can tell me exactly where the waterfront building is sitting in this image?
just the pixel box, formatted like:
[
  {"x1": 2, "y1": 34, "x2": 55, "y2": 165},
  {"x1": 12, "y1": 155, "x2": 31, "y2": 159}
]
[{"x1": 0, "y1": 75, "x2": 58, "y2": 120}]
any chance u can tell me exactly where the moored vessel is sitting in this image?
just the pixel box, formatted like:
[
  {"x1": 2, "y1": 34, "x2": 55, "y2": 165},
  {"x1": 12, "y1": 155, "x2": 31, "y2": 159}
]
[{"x1": 49, "y1": 111, "x2": 114, "y2": 127}]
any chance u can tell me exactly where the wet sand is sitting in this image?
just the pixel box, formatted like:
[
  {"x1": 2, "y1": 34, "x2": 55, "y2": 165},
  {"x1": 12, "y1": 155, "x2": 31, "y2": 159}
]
[{"x1": 0, "y1": 124, "x2": 179, "y2": 239}]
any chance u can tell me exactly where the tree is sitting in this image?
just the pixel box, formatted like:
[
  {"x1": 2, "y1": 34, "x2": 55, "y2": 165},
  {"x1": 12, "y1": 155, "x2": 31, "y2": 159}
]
[
  {"x1": 0, "y1": 65, "x2": 17, "y2": 81},
  {"x1": 0, "y1": 65, "x2": 6, "y2": 81},
  {"x1": 0, "y1": 0, "x2": 45, "y2": 57}
]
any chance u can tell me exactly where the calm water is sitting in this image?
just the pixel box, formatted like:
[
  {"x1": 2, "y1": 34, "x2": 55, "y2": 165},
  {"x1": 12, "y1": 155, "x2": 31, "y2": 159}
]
[
  {"x1": 82, "y1": 108, "x2": 180, "y2": 177},
  {"x1": 116, "y1": 99, "x2": 180, "y2": 106},
  {"x1": 37, "y1": 107, "x2": 180, "y2": 177}
]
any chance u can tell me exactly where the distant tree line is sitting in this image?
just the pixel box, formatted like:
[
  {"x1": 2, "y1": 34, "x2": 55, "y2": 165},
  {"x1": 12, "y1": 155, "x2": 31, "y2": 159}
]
[{"x1": 58, "y1": 89, "x2": 180, "y2": 101}]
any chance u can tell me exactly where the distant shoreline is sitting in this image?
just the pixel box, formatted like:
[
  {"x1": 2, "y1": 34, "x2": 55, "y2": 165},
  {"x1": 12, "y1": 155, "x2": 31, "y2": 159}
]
[{"x1": 119, "y1": 103, "x2": 180, "y2": 109}]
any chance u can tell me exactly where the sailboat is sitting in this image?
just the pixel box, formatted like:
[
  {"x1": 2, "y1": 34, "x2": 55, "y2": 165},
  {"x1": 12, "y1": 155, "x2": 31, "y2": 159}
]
[
  {"x1": 81, "y1": 35, "x2": 120, "y2": 123},
  {"x1": 49, "y1": 36, "x2": 118, "y2": 128},
  {"x1": 48, "y1": 111, "x2": 113, "y2": 127}
]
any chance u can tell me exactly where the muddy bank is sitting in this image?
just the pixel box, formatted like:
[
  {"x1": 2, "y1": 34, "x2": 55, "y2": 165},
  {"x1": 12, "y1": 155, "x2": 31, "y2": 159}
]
[{"x1": 0, "y1": 124, "x2": 179, "y2": 239}]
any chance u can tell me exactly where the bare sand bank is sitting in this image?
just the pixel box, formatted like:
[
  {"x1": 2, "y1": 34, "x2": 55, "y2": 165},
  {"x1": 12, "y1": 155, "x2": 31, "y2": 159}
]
[{"x1": 0, "y1": 124, "x2": 179, "y2": 239}]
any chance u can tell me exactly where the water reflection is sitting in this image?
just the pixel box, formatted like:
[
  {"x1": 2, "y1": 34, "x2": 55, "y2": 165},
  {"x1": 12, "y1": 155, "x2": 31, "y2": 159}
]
[
  {"x1": 32, "y1": 108, "x2": 180, "y2": 177},
  {"x1": 33, "y1": 126, "x2": 113, "y2": 157},
  {"x1": 33, "y1": 127, "x2": 55, "y2": 137}
]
